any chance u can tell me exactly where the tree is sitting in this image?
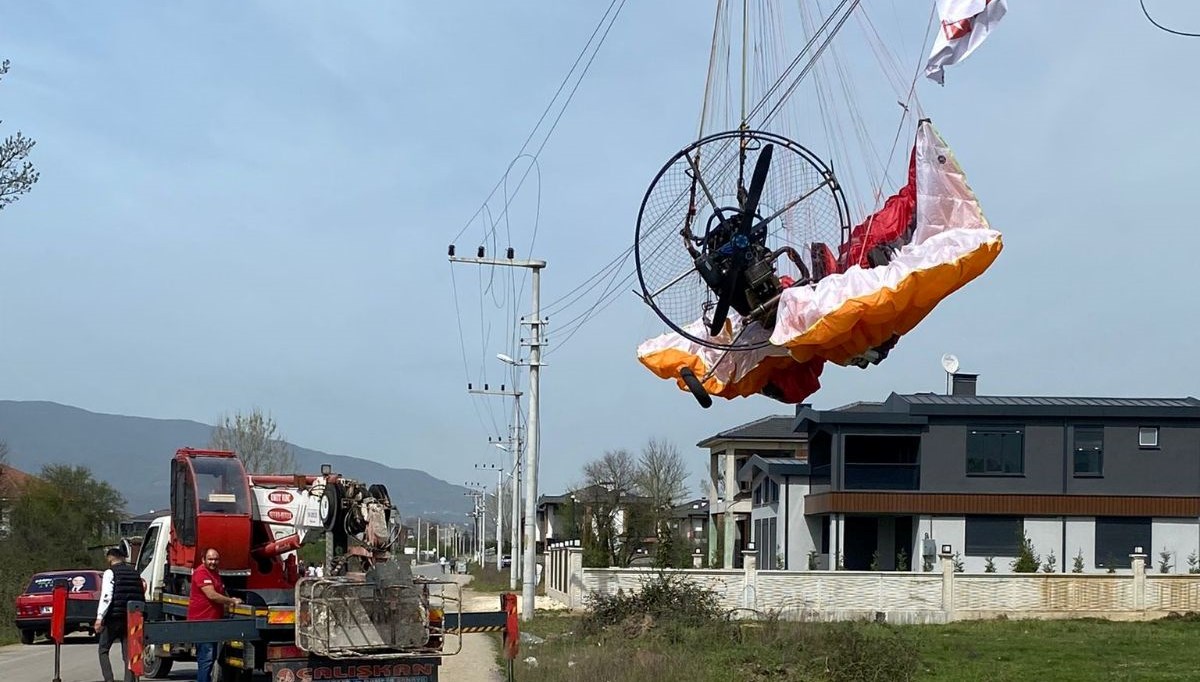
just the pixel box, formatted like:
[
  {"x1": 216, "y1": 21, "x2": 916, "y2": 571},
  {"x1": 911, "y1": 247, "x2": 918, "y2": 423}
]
[
  {"x1": 634, "y1": 438, "x2": 689, "y2": 568},
  {"x1": 210, "y1": 408, "x2": 296, "y2": 474},
  {"x1": 1011, "y1": 530, "x2": 1040, "y2": 573},
  {"x1": 0, "y1": 60, "x2": 39, "y2": 211},
  {"x1": 1042, "y1": 550, "x2": 1057, "y2": 573},
  {"x1": 579, "y1": 449, "x2": 641, "y2": 567},
  {"x1": 7, "y1": 464, "x2": 125, "y2": 563}
]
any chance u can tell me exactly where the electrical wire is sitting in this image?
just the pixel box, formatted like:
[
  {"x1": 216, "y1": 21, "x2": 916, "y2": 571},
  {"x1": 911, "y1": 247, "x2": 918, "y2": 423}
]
[
  {"x1": 452, "y1": 0, "x2": 625, "y2": 245},
  {"x1": 1140, "y1": 0, "x2": 1200, "y2": 37}
]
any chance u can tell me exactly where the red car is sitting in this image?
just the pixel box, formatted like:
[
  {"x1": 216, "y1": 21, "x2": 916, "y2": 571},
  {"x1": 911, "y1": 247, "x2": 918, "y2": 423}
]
[{"x1": 13, "y1": 569, "x2": 104, "y2": 644}]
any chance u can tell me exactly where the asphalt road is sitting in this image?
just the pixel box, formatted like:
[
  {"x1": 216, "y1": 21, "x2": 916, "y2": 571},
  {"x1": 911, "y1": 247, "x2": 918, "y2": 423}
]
[
  {"x1": 0, "y1": 563, "x2": 490, "y2": 682},
  {"x1": 0, "y1": 633, "x2": 197, "y2": 682}
]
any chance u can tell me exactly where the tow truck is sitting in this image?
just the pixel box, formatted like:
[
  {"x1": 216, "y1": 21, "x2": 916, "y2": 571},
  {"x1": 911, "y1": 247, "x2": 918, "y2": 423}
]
[{"x1": 127, "y1": 448, "x2": 517, "y2": 682}]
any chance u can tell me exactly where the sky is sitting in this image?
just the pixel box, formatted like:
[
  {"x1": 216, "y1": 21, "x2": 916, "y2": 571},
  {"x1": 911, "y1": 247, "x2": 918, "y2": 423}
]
[{"x1": 2, "y1": 1, "x2": 1199, "y2": 502}]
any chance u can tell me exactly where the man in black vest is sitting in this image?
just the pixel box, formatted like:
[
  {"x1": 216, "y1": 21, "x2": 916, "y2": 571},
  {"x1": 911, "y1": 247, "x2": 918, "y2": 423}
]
[{"x1": 95, "y1": 546, "x2": 142, "y2": 682}]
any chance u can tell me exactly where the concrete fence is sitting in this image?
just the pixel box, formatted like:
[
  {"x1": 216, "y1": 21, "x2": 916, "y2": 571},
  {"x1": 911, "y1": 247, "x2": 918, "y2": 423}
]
[{"x1": 544, "y1": 542, "x2": 1200, "y2": 624}]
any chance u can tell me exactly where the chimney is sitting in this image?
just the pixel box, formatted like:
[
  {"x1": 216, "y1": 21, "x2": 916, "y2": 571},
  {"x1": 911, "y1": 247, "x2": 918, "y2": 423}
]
[{"x1": 951, "y1": 373, "x2": 978, "y2": 397}]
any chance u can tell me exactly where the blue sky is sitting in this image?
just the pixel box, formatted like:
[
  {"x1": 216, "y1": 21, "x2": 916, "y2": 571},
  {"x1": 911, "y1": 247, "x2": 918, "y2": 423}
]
[{"x1": 2, "y1": 2, "x2": 1198, "y2": 499}]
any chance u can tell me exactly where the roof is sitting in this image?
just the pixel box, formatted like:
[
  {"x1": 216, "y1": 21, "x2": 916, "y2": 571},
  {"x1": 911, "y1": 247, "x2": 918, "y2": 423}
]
[
  {"x1": 796, "y1": 392, "x2": 1200, "y2": 426},
  {"x1": 697, "y1": 415, "x2": 806, "y2": 447},
  {"x1": 123, "y1": 510, "x2": 165, "y2": 523},
  {"x1": 737, "y1": 455, "x2": 811, "y2": 482},
  {"x1": 899, "y1": 394, "x2": 1200, "y2": 409},
  {"x1": 0, "y1": 465, "x2": 34, "y2": 498},
  {"x1": 895, "y1": 393, "x2": 1200, "y2": 419},
  {"x1": 538, "y1": 483, "x2": 652, "y2": 508},
  {"x1": 670, "y1": 498, "x2": 710, "y2": 517}
]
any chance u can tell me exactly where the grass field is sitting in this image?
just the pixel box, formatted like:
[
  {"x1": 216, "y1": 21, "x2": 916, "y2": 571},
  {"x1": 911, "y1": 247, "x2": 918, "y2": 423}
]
[{"x1": 510, "y1": 613, "x2": 1200, "y2": 681}]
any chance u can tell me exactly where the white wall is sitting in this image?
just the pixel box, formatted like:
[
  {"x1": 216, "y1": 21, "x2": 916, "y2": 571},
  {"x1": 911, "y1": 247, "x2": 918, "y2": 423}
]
[
  {"x1": 784, "y1": 477, "x2": 813, "y2": 570},
  {"x1": 1152, "y1": 518, "x2": 1199, "y2": 574},
  {"x1": 1064, "y1": 517, "x2": 1096, "y2": 572},
  {"x1": 1025, "y1": 517, "x2": 1065, "y2": 572},
  {"x1": 920, "y1": 515, "x2": 968, "y2": 571}
]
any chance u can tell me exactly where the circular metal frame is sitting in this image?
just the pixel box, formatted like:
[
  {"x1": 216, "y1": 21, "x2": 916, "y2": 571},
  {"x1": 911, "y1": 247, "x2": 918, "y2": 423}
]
[{"x1": 635, "y1": 128, "x2": 851, "y2": 351}]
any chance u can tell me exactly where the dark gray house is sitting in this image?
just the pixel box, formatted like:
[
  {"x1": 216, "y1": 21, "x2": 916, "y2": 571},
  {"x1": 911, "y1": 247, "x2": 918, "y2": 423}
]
[{"x1": 703, "y1": 374, "x2": 1200, "y2": 573}]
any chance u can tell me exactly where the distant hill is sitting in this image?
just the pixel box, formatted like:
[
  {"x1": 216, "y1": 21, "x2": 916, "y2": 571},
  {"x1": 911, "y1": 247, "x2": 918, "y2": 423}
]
[{"x1": 0, "y1": 401, "x2": 472, "y2": 522}]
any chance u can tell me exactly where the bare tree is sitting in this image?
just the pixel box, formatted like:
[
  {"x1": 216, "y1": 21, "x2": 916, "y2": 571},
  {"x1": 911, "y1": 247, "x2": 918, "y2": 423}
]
[
  {"x1": 210, "y1": 409, "x2": 296, "y2": 474},
  {"x1": 636, "y1": 438, "x2": 690, "y2": 568},
  {"x1": 0, "y1": 60, "x2": 39, "y2": 211},
  {"x1": 582, "y1": 449, "x2": 638, "y2": 493},
  {"x1": 635, "y1": 438, "x2": 689, "y2": 509},
  {"x1": 578, "y1": 449, "x2": 646, "y2": 566}
]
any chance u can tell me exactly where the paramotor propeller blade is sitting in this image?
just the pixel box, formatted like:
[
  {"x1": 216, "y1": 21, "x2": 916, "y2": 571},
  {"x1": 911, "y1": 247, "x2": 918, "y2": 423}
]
[{"x1": 739, "y1": 144, "x2": 774, "y2": 234}]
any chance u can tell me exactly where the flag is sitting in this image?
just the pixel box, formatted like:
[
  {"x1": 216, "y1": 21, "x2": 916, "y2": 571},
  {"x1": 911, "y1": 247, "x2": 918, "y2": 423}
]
[{"x1": 925, "y1": 0, "x2": 1008, "y2": 85}]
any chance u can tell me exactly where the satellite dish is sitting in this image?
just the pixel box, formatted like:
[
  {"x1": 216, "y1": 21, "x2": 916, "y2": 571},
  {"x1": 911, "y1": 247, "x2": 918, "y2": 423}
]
[{"x1": 941, "y1": 354, "x2": 960, "y2": 374}]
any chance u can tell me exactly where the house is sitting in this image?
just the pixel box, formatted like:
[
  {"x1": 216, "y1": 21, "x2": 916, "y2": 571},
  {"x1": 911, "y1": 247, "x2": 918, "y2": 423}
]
[
  {"x1": 699, "y1": 415, "x2": 808, "y2": 568},
  {"x1": 704, "y1": 374, "x2": 1200, "y2": 573},
  {"x1": 0, "y1": 464, "x2": 34, "y2": 537},
  {"x1": 536, "y1": 484, "x2": 652, "y2": 553},
  {"x1": 669, "y1": 498, "x2": 710, "y2": 554},
  {"x1": 119, "y1": 510, "x2": 164, "y2": 540}
]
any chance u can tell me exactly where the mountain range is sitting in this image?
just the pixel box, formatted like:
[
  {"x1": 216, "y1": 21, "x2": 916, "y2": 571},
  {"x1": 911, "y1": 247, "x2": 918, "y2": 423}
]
[{"x1": 0, "y1": 400, "x2": 472, "y2": 522}]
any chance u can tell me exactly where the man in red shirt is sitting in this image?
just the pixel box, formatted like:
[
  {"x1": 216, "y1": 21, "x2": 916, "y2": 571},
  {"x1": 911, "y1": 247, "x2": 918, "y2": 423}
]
[{"x1": 188, "y1": 548, "x2": 242, "y2": 682}]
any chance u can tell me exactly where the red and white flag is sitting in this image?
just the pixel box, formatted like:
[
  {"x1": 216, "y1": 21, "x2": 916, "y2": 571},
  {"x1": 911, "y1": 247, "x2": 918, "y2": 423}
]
[{"x1": 925, "y1": 0, "x2": 1007, "y2": 85}]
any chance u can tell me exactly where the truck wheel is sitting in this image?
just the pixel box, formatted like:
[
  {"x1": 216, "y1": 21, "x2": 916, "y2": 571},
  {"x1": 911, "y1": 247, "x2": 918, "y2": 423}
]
[
  {"x1": 320, "y1": 483, "x2": 341, "y2": 531},
  {"x1": 141, "y1": 645, "x2": 173, "y2": 678},
  {"x1": 19, "y1": 629, "x2": 34, "y2": 645}
]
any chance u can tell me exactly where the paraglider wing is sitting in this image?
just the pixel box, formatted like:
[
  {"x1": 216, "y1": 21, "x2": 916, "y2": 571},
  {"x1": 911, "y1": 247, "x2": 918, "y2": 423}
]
[{"x1": 637, "y1": 120, "x2": 1002, "y2": 405}]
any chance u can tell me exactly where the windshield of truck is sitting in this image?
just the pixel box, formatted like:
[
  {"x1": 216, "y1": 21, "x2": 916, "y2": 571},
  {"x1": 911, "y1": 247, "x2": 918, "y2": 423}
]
[{"x1": 192, "y1": 456, "x2": 250, "y2": 515}]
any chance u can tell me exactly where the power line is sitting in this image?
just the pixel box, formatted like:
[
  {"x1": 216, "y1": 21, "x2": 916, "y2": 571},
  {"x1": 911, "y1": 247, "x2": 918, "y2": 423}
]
[
  {"x1": 451, "y1": 0, "x2": 627, "y2": 246},
  {"x1": 1140, "y1": 0, "x2": 1200, "y2": 37}
]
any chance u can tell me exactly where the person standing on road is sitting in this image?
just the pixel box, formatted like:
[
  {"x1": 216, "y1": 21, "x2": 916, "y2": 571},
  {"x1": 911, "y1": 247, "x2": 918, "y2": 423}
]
[
  {"x1": 188, "y1": 548, "x2": 242, "y2": 682},
  {"x1": 94, "y1": 546, "x2": 142, "y2": 682}
]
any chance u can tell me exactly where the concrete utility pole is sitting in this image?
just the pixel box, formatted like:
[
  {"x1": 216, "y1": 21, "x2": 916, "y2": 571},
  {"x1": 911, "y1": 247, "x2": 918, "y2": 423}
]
[
  {"x1": 449, "y1": 245, "x2": 545, "y2": 621},
  {"x1": 476, "y1": 463, "x2": 504, "y2": 571},
  {"x1": 489, "y1": 391, "x2": 523, "y2": 589}
]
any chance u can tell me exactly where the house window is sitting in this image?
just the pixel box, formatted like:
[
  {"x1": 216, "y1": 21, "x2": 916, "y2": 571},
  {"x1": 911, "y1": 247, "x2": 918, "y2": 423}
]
[
  {"x1": 820, "y1": 516, "x2": 830, "y2": 554},
  {"x1": 1073, "y1": 426, "x2": 1104, "y2": 476},
  {"x1": 1138, "y1": 427, "x2": 1159, "y2": 448},
  {"x1": 964, "y1": 516, "x2": 1022, "y2": 556},
  {"x1": 755, "y1": 517, "x2": 778, "y2": 569},
  {"x1": 1095, "y1": 517, "x2": 1151, "y2": 568},
  {"x1": 753, "y1": 477, "x2": 779, "y2": 507},
  {"x1": 966, "y1": 427, "x2": 1024, "y2": 475}
]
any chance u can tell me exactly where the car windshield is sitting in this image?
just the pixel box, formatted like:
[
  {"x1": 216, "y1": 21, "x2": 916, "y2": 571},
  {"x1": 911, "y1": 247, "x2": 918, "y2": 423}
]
[{"x1": 26, "y1": 573, "x2": 98, "y2": 594}]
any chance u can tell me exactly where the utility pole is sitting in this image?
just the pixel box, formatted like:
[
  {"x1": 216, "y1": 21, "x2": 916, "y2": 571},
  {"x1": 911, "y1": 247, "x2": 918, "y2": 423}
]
[
  {"x1": 487, "y1": 392, "x2": 523, "y2": 589},
  {"x1": 449, "y1": 245, "x2": 545, "y2": 620},
  {"x1": 477, "y1": 463, "x2": 504, "y2": 571}
]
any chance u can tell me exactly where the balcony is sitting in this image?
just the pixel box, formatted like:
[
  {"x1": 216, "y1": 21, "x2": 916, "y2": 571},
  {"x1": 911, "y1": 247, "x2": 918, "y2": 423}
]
[{"x1": 844, "y1": 463, "x2": 920, "y2": 491}]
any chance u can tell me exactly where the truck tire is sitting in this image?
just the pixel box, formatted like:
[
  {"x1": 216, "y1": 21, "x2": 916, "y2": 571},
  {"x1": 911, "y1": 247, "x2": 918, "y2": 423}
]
[
  {"x1": 320, "y1": 483, "x2": 341, "y2": 531},
  {"x1": 19, "y1": 629, "x2": 34, "y2": 645},
  {"x1": 141, "y1": 645, "x2": 173, "y2": 678}
]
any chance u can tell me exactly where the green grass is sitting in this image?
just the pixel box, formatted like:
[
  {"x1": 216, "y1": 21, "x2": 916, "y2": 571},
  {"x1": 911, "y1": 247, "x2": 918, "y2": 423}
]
[
  {"x1": 505, "y1": 614, "x2": 1200, "y2": 682},
  {"x1": 466, "y1": 563, "x2": 518, "y2": 593},
  {"x1": 919, "y1": 617, "x2": 1200, "y2": 681}
]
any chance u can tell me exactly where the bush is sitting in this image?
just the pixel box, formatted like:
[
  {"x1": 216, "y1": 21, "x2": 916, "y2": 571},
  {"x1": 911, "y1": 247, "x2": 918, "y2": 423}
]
[{"x1": 581, "y1": 572, "x2": 721, "y2": 636}]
